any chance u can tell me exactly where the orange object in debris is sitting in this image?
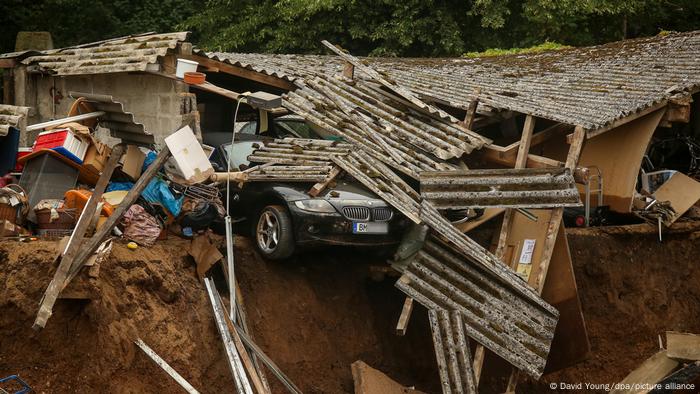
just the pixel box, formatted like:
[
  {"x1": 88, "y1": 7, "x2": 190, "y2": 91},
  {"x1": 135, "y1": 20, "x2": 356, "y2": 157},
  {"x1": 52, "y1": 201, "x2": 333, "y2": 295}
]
[
  {"x1": 184, "y1": 71, "x2": 206, "y2": 85},
  {"x1": 64, "y1": 189, "x2": 114, "y2": 217}
]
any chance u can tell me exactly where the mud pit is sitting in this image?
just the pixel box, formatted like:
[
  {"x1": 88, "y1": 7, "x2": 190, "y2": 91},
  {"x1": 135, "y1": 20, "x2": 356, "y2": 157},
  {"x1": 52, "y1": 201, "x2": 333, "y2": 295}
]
[{"x1": 1, "y1": 222, "x2": 700, "y2": 393}]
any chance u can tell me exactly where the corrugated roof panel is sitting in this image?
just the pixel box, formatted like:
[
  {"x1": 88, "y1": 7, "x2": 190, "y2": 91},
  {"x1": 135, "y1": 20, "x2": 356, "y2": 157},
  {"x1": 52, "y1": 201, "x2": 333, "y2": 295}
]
[
  {"x1": 69, "y1": 92, "x2": 153, "y2": 145},
  {"x1": 420, "y1": 167, "x2": 581, "y2": 209},
  {"x1": 22, "y1": 32, "x2": 188, "y2": 76},
  {"x1": 200, "y1": 31, "x2": 700, "y2": 130}
]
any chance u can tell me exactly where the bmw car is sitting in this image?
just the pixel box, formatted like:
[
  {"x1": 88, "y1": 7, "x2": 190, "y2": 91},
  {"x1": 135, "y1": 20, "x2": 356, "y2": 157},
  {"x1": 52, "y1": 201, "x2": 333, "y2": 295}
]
[{"x1": 204, "y1": 116, "x2": 408, "y2": 259}]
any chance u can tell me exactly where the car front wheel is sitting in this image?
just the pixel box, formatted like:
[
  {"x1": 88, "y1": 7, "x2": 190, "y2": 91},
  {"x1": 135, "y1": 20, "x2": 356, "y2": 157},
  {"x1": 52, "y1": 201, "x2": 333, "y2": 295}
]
[{"x1": 253, "y1": 205, "x2": 295, "y2": 260}]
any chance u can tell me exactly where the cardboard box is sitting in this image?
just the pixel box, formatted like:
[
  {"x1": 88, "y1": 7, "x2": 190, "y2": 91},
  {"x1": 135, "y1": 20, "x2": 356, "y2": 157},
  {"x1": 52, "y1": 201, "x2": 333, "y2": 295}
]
[
  {"x1": 120, "y1": 145, "x2": 145, "y2": 181},
  {"x1": 83, "y1": 142, "x2": 111, "y2": 174}
]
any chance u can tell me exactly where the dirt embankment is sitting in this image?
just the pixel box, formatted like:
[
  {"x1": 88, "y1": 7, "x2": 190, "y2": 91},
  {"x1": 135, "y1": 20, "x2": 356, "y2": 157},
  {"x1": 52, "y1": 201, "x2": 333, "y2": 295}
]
[
  {"x1": 519, "y1": 223, "x2": 700, "y2": 393},
  {"x1": 1, "y1": 222, "x2": 700, "y2": 393},
  {"x1": 0, "y1": 237, "x2": 439, "y2": 393}
]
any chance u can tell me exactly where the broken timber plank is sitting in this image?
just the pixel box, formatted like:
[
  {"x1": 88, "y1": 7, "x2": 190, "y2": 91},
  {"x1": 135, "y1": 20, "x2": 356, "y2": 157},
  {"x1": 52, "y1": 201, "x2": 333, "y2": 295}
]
[
  {"x1": 462, "y1": 88, "x2": 480, "y2": 130},
  {"x1": 666, "y1": 331, "x2": 700, "y2": 361},
  {"x1": 33, "y1": 143, "x2": 125, "y2": 330},
  {"x1": 134, "y1": 338, "x2": 200, "y2": 394},
  {"x1": 308, "y1": 166, "x2": 342, "y2": 197},
  {"x1": 649, "y1": 361, "x2": 700, "y2": 393},
  {"x1": 204, "y1": 277, "x2": 253, "y2": 394},
  {"x1": 611, "y1": 350, "x2": 679, "y2": 394},
  {"x1": 395, "y1": 297, "x2": 414, "y2": 336}
]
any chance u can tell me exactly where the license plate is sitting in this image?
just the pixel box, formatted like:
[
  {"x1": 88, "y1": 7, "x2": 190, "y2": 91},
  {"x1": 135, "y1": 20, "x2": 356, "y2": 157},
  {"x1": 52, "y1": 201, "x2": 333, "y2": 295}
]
[{"x1": 352, "y1": 222, "x2": 389, "y2": 234}]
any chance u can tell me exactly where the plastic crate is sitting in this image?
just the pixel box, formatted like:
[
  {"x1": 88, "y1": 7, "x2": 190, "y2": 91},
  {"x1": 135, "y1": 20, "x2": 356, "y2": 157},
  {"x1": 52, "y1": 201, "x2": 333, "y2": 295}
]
[
  {"x1": 18, "y1": 153, "x2": 79, "y2": 223},
  {"x1": 33, "y1": 128, "x2": 89, "y2": 164}
]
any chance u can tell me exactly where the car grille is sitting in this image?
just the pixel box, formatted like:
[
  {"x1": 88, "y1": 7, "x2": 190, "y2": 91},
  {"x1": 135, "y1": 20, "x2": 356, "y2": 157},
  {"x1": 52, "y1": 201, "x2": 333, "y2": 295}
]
[
  {"x1": 372, "y1": 207, "x2": 393, "y2": 221},
  {"x1": 342, "y1": 206, "x2": 370, "y2": 221}
]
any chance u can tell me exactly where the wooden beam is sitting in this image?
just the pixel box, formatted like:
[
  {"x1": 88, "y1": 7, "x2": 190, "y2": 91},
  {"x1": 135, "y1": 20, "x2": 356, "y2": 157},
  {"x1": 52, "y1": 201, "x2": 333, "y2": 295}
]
[
  {"x1": 395, "y1": 297, "x2": 414, "y2": 336},
  {"x1": 181, "y1": 54, "x2": 295, "y2": 91},
  {"x1": 502, "y1": 123, "x2": 574, "y2": 154},
  {"x1": 33, "y1": 144, "x2": 125, "y2": 330},
  {"x1": 308, "y1": 166, "x2": 342, "y2": 197},
  {"x1": 462, "y1": 87, "x2": 481, "y2": 130},
  {"x1": 611, "y1": 351, "x2": 679, "y2": 394},
  {"x1": 667, "y1": 331, "x2": 700, "y2": 361},
  {"x1": 135, "y1": 338, "x2": 200, "y2": 394}
]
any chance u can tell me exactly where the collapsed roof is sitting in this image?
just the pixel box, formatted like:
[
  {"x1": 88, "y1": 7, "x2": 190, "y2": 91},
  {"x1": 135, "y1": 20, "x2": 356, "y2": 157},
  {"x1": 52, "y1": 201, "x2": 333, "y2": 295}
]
[{"x1": 198, "y1": 31, "x2": 700, "y2": 131}]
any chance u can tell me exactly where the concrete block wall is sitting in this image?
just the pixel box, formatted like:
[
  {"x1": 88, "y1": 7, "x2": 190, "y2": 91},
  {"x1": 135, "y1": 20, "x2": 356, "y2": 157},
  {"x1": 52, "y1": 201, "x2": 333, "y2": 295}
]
[{"x1": 27, "y1": 72, "x2": 186, "y2": 147}]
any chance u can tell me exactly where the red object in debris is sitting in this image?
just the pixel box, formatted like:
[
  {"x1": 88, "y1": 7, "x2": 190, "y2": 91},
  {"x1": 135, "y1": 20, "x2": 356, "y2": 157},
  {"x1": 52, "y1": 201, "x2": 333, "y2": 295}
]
[
  {"x1": 575, "y1": 215, "x2": 585, "y2": 227},
  {"x1": 184, "y1": 71, "x2": 206, "y2": 85},
  {"x1": 32, "y1": 128, "x2": 89, "y2": 164},
  {"x1": 13, "y1": 148, "x2": 32, "y2": 173}
]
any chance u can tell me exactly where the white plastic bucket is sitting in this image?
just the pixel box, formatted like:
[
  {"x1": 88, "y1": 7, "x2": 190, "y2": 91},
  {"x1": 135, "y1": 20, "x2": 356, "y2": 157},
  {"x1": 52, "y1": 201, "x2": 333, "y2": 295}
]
[{"x1": 175, "y1": 59, "x2": 198, "y2": 78}]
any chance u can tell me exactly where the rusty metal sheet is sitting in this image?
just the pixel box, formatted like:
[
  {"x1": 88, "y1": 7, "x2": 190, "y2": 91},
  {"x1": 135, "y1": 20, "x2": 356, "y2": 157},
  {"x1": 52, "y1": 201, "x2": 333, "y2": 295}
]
[
  {"x1": 69, "y1": 92, "x2": 153, "y2": 145},
  {"x1": 420, "y1": 167, "x2": 581, "y2": 209},
  {"x1": 397, "y1": 236, "x2": 559, "y2": 379},
  {"x1": 21, "y1": 32, "x2": 187, "y2": 76},
  {"x1": 428, "y1": 309, "x2": 477, "y2": 394}
]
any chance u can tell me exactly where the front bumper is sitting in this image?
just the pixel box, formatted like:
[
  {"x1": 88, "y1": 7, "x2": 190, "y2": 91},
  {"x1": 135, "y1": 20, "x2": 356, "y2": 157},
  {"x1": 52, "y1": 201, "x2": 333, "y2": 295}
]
[{"x1": 288, "y1": 204, "x2": 406, "y2": 247}]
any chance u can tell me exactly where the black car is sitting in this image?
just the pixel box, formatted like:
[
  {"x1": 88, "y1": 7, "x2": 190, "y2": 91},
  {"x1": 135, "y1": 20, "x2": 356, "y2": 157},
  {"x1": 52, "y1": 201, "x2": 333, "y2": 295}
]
[{"x1": 204, "y1": 115, "x2": 407, "y2": 259}]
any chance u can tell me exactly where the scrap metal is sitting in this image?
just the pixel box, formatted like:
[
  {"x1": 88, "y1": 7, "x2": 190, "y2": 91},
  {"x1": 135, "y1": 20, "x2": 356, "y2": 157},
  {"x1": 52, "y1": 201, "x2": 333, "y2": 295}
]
[
  {"x1": 0, "y1": 104, "x2": 29, "y2": 136},
  {"x1": 420, "y1": 167, "x2": 582, "y2": 209},
  {"x1": 397, "y1": 236, "x2": 559, "y2": 379},
  {"x1": 428, "y1": 309, "x2": 477, "y2": 394}
]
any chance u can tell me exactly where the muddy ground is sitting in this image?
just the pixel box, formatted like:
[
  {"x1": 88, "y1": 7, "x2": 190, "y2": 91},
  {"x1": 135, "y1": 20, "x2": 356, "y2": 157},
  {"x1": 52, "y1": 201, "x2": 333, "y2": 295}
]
[{"x1": 1, "y1": 221, "x2": 699, "y2": 393}]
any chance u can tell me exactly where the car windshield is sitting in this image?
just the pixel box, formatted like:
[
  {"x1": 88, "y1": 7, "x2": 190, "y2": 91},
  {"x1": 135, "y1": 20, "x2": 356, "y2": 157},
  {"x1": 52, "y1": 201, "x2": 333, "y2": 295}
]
[
  {"x1": 275, "y1": 118, "x2": 320, "y2": 139},
  {"x1": 222, "y1": 141, "x2": 258, "y2": 171}
]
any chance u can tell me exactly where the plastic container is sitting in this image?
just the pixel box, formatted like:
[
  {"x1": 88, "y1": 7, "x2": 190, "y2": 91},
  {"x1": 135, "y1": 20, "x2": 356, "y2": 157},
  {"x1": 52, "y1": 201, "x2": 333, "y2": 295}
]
[
  {"x1": 32, "y1": 128, "x2": 89, "y2": 164},
  {"x1": 184, "y1": 71, "x2": 206, "y2": 84},
  {"x1": 64, "y1": 189, "x2": 114, "y2": 217},
  {"x1": 175, "y1": 59, "x2": 198, "y2": 78},
  {"x1": 14, "y1": 148, "x2": 32, "y2": 173},
  {"x1": 18, "y1": 152, "x2": 79, "y2": 223}
]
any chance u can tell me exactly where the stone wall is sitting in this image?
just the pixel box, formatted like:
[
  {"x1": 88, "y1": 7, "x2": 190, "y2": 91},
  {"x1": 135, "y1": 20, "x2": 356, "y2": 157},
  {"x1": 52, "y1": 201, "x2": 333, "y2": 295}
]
[{"x1": 21, "y1": 72, "x2": 186, "y2": 147}]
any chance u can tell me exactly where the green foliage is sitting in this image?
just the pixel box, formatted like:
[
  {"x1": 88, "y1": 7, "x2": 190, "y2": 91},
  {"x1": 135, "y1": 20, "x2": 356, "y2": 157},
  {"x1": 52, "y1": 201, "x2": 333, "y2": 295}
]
[
  {"x1": 463, "y1": 41, "x2": 570, "y2": 58},
  {"x1": 1, "y1": 0, "x2": 700, "y2": 57}
]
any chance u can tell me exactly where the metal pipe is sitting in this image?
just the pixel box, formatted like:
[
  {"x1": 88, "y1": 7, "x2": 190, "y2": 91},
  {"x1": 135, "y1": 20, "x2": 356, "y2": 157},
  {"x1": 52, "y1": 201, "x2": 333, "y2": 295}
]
[{"x1": 26, "y1": 111, "x2": 106, "y2": 131}]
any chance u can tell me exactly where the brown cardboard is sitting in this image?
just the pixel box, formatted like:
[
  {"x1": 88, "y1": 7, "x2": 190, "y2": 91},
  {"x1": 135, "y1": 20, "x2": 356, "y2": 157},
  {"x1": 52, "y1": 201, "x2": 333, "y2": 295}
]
[
  {"x1": 653, "y1": 172, "x2": 700, "y2": 225},
  {"x1": 83, "y1": 142, "x2": 111, "y2": 174},
  {"x1": 120, "y1": 145, "x2": 145, "y2": 180}
]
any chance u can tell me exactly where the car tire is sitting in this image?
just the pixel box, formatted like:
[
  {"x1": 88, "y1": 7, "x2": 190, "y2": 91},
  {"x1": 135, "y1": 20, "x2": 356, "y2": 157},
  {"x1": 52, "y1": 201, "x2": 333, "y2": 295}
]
[{"x1": 253, "y1": 205, "x2": 295, "y2": 260}]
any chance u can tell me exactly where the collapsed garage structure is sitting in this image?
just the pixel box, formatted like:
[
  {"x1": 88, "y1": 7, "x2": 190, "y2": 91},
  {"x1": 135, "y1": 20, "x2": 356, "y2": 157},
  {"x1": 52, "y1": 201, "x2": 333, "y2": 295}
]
[{"x1": 1, "y1": 30, "x2": 700, "y2": 393}]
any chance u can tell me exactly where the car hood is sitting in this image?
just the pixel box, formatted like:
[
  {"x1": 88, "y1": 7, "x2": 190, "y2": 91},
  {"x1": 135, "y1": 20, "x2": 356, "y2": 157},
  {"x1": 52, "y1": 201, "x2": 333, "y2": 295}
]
[{"x1": 268, "y1": 179, "x2": 387, "y2": 208}]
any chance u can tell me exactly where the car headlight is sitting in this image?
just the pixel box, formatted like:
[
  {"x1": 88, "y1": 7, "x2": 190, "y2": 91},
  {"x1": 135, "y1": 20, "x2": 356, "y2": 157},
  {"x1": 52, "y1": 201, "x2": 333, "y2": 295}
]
[{"x1": 294, "y1": 199, "x2": 336, "y2": 213}]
